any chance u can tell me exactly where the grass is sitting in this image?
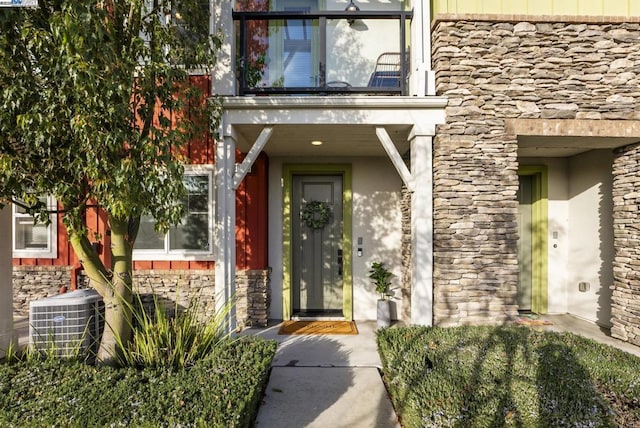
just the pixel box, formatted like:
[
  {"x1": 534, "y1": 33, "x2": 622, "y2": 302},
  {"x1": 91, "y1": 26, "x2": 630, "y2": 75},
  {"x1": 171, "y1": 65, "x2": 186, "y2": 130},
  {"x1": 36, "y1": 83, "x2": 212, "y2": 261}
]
[{"x1": 377, "y1": 325, "x2": 640, "y2": 428}]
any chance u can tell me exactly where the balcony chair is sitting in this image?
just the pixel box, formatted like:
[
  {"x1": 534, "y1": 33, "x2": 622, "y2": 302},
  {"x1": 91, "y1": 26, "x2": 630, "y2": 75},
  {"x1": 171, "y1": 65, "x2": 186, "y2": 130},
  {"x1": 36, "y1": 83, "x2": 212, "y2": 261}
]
[{"x1": 367, "y1": 52, "x2": 405, "y2": 88}]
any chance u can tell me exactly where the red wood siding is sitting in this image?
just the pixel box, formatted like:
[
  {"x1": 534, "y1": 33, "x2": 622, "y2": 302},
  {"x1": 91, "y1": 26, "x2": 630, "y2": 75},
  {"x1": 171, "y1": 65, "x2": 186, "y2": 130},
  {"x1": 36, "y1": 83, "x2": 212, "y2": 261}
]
[
  {"x1": 236, "y1": 151, "x2": 269, "y2": 270},
  {"x1": 14, "y1": 75, "x2": 269, "y2": 274}
]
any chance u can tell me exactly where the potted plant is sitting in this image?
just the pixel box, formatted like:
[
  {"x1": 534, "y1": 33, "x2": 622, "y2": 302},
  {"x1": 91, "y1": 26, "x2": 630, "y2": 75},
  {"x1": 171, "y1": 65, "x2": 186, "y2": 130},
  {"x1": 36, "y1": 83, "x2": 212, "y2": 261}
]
[{"x1": 369, "y1": 261, "x2": 392, "y2": 328}]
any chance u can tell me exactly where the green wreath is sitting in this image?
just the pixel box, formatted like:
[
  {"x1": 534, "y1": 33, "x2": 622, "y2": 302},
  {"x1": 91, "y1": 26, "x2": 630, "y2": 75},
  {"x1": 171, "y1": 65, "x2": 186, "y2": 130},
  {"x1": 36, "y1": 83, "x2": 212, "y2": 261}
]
[{"x1": 302, "y1": 200, "x2": 331, "y2": 229}]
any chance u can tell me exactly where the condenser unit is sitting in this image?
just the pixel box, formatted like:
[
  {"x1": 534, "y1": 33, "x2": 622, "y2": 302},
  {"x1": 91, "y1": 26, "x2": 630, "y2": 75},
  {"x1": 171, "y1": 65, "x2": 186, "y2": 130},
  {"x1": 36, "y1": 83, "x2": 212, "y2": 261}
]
[{"x1": 29, "y1": 289, "x2": 105, "y2": 363}]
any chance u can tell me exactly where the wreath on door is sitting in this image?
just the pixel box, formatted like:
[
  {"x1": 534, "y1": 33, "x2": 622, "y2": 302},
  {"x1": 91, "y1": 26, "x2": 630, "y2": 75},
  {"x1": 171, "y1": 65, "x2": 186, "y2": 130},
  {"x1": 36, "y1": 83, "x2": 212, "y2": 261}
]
[{"x1": 302, "y1": 200, "x2": 331, "y2": 229}]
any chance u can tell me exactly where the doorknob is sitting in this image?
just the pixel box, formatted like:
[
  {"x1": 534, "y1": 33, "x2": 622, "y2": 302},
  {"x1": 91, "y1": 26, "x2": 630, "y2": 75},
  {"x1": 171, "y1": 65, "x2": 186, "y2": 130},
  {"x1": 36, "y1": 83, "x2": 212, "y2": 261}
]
[{"x1": 337, "y1": 249, "x2": 343, "y2": 276}]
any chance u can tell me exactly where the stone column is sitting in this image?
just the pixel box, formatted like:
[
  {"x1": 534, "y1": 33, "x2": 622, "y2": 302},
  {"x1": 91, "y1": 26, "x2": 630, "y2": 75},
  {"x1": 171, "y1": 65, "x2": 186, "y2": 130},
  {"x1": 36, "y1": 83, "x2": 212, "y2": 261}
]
[
  {"x1": 410, "y1": 127, "x2": 434, "y2": 326},
  {"x1": 0, "y1": 206, "x2": 13, "y2": 357},
  {"x1": 611, "y1": 142, "x2": 640, "y2": 346}
]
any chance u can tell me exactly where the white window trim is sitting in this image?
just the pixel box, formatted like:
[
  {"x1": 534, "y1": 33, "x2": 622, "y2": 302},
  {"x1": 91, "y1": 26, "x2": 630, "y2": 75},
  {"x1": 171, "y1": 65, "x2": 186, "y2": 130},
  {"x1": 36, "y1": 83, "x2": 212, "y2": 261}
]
[
  {"x1": 133, "y1": 165, "x2": 216, "y2": 261},
  {"x1": 12, "y1": 196, "x2": 58, "y2": 259}
]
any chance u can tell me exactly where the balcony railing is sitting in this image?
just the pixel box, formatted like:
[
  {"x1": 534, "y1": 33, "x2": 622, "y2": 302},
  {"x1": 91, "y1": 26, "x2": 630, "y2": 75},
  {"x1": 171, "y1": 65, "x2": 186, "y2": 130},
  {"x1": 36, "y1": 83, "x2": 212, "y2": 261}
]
[{"x1": 233, "y1": 10, "x2": 412, "y2": 96}]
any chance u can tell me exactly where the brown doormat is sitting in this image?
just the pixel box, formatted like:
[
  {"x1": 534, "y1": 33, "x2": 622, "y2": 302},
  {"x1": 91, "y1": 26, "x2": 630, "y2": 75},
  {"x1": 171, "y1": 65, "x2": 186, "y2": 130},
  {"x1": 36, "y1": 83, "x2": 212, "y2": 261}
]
[
  {"x1": 278, "y1": 320, "x2": 358, "y2": 335},
  {"x1": 515, "y1": 317, "x2": 553, "y2": 326}
]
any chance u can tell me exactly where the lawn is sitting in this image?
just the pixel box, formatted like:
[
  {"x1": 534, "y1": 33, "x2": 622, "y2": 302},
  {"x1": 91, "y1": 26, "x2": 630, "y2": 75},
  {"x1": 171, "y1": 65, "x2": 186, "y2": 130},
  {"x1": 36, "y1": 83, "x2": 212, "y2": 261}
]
[
  {"x1": 377, "y1": 326, "x2": 640, "y2": 428},
  {"x1": 0, "y1": 337, "x2": 276, "y2": 427}
]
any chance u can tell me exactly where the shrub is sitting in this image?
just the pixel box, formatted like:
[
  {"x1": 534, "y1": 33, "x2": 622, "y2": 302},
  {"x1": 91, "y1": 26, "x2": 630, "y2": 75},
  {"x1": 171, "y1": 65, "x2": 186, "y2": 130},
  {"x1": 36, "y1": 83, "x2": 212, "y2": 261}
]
[
  {"x1": 0, "y1": 338, "x2": 276, "y2": 427},
  {"x1": 377, "y1": 326, "x2": 640, "y2": 428},
  {"x1": 113, "y1": 290, "x2": 234, "y2": 369}
]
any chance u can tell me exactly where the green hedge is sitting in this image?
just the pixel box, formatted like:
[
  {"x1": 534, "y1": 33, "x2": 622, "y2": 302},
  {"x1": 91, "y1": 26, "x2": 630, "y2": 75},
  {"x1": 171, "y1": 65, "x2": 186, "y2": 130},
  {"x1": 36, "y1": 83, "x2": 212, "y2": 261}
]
[
  {"x1": 0, "y1": 338, "x2": 276, "y2": 427},
  {"x1": 377, "y1": 326, "x2": 640, "y2": 428}
]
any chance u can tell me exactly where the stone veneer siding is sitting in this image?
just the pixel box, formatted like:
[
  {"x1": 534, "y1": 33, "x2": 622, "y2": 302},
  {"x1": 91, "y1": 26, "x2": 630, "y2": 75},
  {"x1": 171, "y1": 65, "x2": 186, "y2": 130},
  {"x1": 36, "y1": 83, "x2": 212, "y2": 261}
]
[
  {"x1": 13, "y1": 266, "x2": 71, "y2": 316},
  {"x1": 235, "y1": 269, "x2": 271, "y2": 329},
  {"x1": 13, "y1": 266, "x2": 270, "y2": 329},
  {"x1": 432, "y1": 19, "x2": 640, "y2": 326},
  {"x1": 612, "y1": 143, "x2": 640, "y2": 346}
]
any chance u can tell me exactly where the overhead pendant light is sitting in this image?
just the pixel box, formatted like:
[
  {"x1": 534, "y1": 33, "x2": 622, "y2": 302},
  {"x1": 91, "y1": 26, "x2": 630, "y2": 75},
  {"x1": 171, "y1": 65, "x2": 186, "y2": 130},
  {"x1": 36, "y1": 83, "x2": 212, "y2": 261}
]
[
  {"x1": 345, "y1": 0, "x2": 366, "y2": 29},
  {"x1": 345, "y1": 0, "x2": 360, "y2": 13}
]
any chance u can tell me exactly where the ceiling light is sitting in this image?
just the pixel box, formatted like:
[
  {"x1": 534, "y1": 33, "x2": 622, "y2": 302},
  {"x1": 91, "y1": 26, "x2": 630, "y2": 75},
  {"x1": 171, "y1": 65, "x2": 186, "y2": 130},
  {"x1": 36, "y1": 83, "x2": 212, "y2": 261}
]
[
  {"x1": 311, "y1": 140, "x2": 323, "y2": 146},
  {"x1": 345, "y1": 0, "x2": 360, "y2": 13}
]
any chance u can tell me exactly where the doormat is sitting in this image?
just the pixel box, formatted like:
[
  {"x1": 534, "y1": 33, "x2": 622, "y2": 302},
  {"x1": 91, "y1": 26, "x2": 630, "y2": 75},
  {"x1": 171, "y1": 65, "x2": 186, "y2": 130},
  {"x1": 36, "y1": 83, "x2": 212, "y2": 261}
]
[
  {"x1": 515, "y1": 316, "x2": 552, "y2": 326},
  {"x1": 278, "y1": 321, "x2": 358, "y2": 335}
]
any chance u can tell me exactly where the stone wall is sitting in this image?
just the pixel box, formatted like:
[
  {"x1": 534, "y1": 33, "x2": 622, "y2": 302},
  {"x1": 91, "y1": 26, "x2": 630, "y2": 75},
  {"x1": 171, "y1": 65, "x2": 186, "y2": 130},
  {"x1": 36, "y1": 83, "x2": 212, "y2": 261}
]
[
  {"x1": 612, "y1": 142, "x2": 640, "y2": 346},
  {"x1": 235, "y1": 269, "x2": 271, "y2": 329},
  {"x1": 13, "y1": 266, "x2": 271, "y2": 330},
  {"x1": 130, "y1": 269, "x2": 217, "y2": 320},
  {"x1": 432, "y1": 19, "x2": 640, "y2": 326},
  {"x1": 13, "y1": 266, "x2": 71, "y2": 316}
]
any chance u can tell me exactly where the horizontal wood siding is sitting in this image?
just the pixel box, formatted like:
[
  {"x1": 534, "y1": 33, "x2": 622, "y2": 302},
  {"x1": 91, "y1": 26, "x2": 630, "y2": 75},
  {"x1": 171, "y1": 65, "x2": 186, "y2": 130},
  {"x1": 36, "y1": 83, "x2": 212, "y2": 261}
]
[
  {"x1": 15, "y1": 75, "x2": 269, "y2": 274},
  {"x1": 433, "y1": 0, "x2": 638, "y2": 17}
]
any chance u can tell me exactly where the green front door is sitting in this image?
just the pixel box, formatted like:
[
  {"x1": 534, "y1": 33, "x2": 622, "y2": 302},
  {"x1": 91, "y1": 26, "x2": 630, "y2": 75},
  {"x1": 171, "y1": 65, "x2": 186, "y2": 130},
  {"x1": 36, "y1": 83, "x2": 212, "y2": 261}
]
[
  {"x1": 282, "y1": 164, "x2": 353, "y2": 320},
  {"x1": 517, "y1": 167, "x2": 549, "y2": 314},
  {"x1": 292, "y1": 175, "x2": 343, "y2": 316},
  {"x1": 518, "y1": 175, "x2": 534, "y2": 311}
]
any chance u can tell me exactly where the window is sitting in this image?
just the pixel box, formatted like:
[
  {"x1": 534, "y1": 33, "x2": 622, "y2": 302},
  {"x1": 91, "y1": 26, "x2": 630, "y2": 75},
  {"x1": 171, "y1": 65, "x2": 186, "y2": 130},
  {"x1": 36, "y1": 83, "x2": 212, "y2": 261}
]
[
  {"x1": 133, "y1": 166, "x2": 214, "y2": 260},
  {"x1": 13, "y1": 195, "x2": 57, "y2": 259}
]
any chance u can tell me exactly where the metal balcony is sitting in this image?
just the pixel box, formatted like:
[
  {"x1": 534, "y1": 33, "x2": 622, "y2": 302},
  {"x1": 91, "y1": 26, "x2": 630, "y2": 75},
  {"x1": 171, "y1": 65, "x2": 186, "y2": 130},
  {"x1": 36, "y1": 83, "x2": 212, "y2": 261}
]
[{"x1": 233, "y1": 10, "x2": 412, "y2": 96}]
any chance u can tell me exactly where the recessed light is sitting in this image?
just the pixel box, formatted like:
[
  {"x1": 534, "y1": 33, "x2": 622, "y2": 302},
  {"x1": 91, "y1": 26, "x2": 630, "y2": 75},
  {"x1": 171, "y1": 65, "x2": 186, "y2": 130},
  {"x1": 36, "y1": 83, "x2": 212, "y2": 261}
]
[{"x1": 311, "y1": 140, "x2": 323, "y2": 146}]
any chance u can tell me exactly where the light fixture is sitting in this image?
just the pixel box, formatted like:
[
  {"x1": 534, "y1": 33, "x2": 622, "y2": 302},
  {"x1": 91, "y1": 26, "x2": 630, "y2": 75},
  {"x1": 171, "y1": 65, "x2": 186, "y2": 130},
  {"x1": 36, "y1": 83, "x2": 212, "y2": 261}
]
[
  {"x1": 311, "y1": 140, "x2": 323, "y2": 146},
  {"x1": 345, "y1": 0, "x2": 361, "y2": 27},
  {"x1": 345, "y1": 0, "x2": 360, "y2": 13}
]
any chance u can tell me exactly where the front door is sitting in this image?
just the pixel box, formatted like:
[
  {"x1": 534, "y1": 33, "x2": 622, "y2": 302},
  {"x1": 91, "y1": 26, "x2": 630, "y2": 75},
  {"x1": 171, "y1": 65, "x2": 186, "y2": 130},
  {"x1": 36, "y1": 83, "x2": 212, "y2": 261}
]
[
  {"x1": 517, "y1": 168, "x2": 548, "y2": 314},
  {"x1": 518, "y1": 175, "x2": 534, "y2": 311},
  {"x1": 292, "y1": 175, "x2": 343, "y2": 316}
]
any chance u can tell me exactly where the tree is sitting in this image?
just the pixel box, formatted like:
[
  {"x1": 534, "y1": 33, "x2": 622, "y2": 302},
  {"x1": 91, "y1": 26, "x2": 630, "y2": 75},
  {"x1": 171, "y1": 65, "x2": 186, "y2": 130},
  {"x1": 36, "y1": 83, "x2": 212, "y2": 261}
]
[{"x1": 0, "y1": 0, "x2": 221, "y2": 363}]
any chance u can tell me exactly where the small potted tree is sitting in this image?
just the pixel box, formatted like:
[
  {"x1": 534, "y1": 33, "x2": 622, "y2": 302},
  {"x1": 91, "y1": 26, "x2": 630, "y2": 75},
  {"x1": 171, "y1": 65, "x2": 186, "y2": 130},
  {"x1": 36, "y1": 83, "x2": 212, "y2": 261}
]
[{"x1": 369, "y1": 262, "x2": 392, "y2": 328}]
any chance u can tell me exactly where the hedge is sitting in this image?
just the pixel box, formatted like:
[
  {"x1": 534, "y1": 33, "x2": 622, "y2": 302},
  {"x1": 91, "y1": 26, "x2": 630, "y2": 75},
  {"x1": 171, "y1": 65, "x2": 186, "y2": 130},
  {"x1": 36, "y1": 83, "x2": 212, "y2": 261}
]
[{"x1": 0, "y1": 337, "x2": 276, "y2": 427}]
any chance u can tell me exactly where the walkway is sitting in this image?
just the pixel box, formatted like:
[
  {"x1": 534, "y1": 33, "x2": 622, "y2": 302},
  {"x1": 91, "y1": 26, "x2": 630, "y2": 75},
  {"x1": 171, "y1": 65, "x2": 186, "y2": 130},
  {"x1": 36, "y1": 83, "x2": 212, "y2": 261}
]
[{"x1": 242, "y1": 321, "x2": 400, "y2": 428}]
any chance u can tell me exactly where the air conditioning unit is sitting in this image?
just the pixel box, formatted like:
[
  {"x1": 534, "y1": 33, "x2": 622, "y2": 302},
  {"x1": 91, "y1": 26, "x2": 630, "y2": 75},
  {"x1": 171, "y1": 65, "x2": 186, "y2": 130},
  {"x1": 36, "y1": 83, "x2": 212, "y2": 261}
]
[{"x1": 29, "y1": 289, "x2": 105, "y2": 364}]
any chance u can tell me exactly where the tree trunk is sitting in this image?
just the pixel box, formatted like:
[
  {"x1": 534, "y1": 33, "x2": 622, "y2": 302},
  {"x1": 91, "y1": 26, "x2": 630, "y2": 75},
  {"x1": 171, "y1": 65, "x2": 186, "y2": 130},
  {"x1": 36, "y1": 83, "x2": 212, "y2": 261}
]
[
  {"x1": 97, "y1": 216, "x2": 135, "y2": 365},
  {"x1": 67, "y1": 216, "x2": 135, "y2": 365}
]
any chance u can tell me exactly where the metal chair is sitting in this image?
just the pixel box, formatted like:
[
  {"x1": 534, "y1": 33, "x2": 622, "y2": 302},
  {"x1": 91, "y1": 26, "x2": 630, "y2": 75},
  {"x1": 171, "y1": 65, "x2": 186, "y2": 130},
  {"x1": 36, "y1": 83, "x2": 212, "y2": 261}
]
[{"x1": 367, "y1": 52, "x2": 405, "y2": 88}]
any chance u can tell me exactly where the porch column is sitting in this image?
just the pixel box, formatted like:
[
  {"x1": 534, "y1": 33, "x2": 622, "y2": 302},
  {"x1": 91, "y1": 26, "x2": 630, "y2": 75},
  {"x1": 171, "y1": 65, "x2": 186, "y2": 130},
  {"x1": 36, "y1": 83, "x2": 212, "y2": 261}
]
[
  {"x1": 0, "y1": 206, "x2": 13, "y2": 357},
  {"x1": 410, "y1": 127, "x2": 434, "y2": 326},
  {"x1": 211, "y1": 0, "x2": 234, "y2": 96},
  {"x1": 215, "y1": 126, "x2": 237, "y2": 332}
]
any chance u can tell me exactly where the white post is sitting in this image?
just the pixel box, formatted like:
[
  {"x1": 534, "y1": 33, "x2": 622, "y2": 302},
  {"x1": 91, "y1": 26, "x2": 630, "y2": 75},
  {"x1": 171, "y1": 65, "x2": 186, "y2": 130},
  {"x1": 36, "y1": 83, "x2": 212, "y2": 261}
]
[
  {"x1": 212, "y1": 0, "x2": 235, "y2": 96},
  {"x1": 215, "y1": 123, "x2": 237, "y2": 332},
  {"x1": 410, "y1": 127, "x2": 434, "y2": 325},
  {"x1": 409, "y1": 0, "x2": 435, "y2": 96},
  {"x1": 0, "y1": 206, "x2": 13, "y2": 357}
]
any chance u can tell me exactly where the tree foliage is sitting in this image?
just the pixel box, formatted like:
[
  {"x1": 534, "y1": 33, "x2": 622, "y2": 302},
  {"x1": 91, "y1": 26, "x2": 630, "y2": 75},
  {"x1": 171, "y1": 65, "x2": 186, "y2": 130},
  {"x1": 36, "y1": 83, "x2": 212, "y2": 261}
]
[{"x1": 0, "y1": 0, "x2": 221, "y2": 362}]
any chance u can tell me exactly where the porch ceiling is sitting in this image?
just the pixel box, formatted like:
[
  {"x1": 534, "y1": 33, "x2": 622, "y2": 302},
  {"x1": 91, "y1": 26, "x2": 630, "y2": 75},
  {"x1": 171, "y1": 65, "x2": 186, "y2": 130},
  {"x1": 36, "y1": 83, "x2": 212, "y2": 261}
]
[
  {"x1": 518, "y1": 135, "x2": 640, "y2": 157},
  {"x1": 221, "y1": 96, "x2": 448, "y2": 157},
  {"x1": 231, "y1": 124, "x2": 412, "y2": 157}
]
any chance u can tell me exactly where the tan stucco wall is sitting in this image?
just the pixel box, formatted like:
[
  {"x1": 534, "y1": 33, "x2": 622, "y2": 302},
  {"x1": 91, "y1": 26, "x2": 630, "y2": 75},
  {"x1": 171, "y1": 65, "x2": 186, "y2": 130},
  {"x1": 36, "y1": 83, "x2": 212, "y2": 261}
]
[{"x1": 520, "y1": 151, "x2": 615, "y2": 327}]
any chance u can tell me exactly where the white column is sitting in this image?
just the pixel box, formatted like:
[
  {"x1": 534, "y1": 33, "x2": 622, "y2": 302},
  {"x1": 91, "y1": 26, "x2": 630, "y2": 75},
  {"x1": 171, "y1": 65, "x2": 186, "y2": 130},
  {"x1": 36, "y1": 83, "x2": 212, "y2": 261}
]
[
  {"x1": 212, "y1": 0, "x2": 235, "y2": 96},
  {"x1": 215, "y1": 123, "x2": 237, "y2": 331},
  {"x1": 409, "y1": 0, "x2": 435, "y2": 96},
  {"x1": 0, "y1": 206, "x2": 13, "y2": 357},
  {"x1": 410, "y1": 127, "x2": 434, "y2": 326}
]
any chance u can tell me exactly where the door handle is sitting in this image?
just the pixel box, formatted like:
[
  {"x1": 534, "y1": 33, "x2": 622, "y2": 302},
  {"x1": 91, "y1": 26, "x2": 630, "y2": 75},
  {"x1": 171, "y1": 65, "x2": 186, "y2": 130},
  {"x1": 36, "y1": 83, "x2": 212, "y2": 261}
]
[{"x1": 337, "y1": 249, "x2": 343, "y2": 276}]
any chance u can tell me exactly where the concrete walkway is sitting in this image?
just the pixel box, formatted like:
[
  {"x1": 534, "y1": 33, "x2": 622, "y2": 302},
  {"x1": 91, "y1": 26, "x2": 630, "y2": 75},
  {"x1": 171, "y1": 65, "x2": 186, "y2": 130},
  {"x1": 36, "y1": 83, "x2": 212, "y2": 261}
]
[{"x1": 242, "y1": 321, "x2": 400, "y2": 428}]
